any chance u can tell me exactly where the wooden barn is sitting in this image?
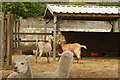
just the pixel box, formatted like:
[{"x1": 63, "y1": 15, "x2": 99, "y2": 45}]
[{"x1": 44, "y1": 4, "x2": 120, "y2": 58}]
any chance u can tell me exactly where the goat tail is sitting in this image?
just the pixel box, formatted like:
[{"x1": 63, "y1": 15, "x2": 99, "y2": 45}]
[{"x1": 80, "y1": 45, "x2": 87, "y2": 49}]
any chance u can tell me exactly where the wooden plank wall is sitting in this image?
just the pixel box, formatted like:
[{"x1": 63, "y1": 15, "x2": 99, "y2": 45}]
[
  {"x1": 6, "y1": 13, "x2": 13, "y2": 65},
  {"x1": 1, "y1": 13, "x2": 14, "y2": 66},
  {"x1": 1, "y1": 13, "x2": 7, "y2": 66}
]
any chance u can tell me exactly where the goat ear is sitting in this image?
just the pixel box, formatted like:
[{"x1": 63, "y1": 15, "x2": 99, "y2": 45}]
[
  {"x1": 26, "y1": 55, "x2": 32, "y2": 60},
  {"x1": 57, "y1": 39, "x2": 61, "y2": 44},
  {"x1": 49, "y1": 36, "x2": 54, "y2": 41}
]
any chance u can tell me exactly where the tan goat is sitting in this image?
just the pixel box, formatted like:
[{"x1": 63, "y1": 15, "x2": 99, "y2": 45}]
[
  {"x1": 35, "y1": 36, "x2": 53, "y2": 63},
  {"x1": 57, "y1": 39, "x2": 87, "y2": 63}
]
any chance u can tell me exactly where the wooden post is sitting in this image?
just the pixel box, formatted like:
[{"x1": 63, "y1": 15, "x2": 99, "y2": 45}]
[
  {"x1": 10, "y1": 14, "x2": 14, "y2": 54},
  {"x1": 112, "y1": 21, "x2": 116, "y2": 32},
  {"x1": 44, "y1": 19, "x2": 47, "y2": 41},
  {"x1": 1, "y1": 13, "x2": 5, "y2": 67},
  {"x1": 0, "y1": 13, "x2": 2, "y2": 79},
  {"x1": 14, "y1": 20, "x2": 17, "y2": 48},
  {"x1": 53, "y1": 16, "x2": 57, "y2": 61},
  {"x1": 6, "y1": 13, "x2": 12, "y2": 65},
  {"x1": 117, "y1": 18, "x2": 120, "y2": 32},
  {"x1": 17, "y1": 19, "x2": 20, "y2": 47},
  {"x1": 16, "y1": 20, "x2": 19, "y2": 47},
  {"x1": 118, "y1": 21, "x2": 120, "y2": 32},
  {"x1": 0, "y1": 13, "x2": 3, "y2": 69},
  {"x1": 113, "y1": 18, "x2": 120, "y2": 32},
  {"x1": 4, "y1": 15, "x2": 7, "y2": 64}
]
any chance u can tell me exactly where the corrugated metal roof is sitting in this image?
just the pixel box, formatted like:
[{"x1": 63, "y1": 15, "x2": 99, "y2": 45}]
[
  {"x1": 47, "y1": 4, "x2": 119, "y2": 14},
  {"x1": 44, "y1": 4, "x2": 120, "y2": 21}
]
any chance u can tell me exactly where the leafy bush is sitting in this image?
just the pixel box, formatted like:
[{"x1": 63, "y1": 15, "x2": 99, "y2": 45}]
[
  {"x1": 98, "y1": 2, "x2": 120, "y2": 6},
  {"x1": 2, "y1": 2, "x2": 47, "y2": 19}
]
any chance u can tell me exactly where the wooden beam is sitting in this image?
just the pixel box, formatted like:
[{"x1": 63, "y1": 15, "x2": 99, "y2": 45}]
[
  {"x1": 13, "y1": 33, "x2": 52, "y2": 35},
  {"x1": 14, "y1": 47, "x2": 36, "y2": 50},
  {"x1": 54, "y1": 13, "x2": 120, "y2": 18},
  {"x1": 13, "y1": 40, "x2": 49, "y2": 42},
  {"x1": 53, "y1": 16, "x2": 57, "y2": 61},
  {"x1": 46, "y1": 19, "x2": 52, "y2": 24}
]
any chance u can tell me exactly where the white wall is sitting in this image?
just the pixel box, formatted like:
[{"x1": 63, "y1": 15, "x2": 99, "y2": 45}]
[{"x1": 20, "y1": 17, "x2": 112, "y2": 32}]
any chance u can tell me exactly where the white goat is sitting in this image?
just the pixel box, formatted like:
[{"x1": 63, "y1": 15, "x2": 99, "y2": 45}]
[
  {"x1": 33, "y1": 50, "x2": 74, "y2": 78},
  {"x1": 35, "y1": 36, "x2": 53, "y2": 63},
  {"x1": 6, "y1": 55, "x2": 33, "y2": 79},
  {"x1": 57, "y1": 39, "x2": 87, "y2": 63}
]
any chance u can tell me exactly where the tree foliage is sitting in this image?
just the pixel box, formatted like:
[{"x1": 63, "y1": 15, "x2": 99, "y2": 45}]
[
  {"x1": 2, "y1": 2, "x2": 119, "y2": 19},
  {"x1": 98, "y1": 2, "x2": 120, "y2": 6},
  {"x1": 59, "y1": 2, "x2": 86, "y2": 6},
  {"x1": 2, "y1": 2, "x2": 47, "y2": 19},
  {"x1": 2, "y1": 2, "x2": 86, "y2": 19}
]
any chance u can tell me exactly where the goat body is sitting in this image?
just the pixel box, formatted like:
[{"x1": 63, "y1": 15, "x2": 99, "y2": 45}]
[
  {"x1": 58, "y1": 40, "x2": 87, "y2": 63},
  {"x1": 36, "y1": 41, "x2": 52, "y2": 63}
]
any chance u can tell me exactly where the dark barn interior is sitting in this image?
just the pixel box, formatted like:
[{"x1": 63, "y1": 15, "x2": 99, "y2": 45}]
[{"x1": 62, "y1": 32, "x2": 120, "y2": 57}]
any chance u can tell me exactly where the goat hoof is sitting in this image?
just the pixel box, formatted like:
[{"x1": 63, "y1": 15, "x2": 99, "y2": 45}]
[
  {"x1": 47, "y1": 60, "x2": 50, "y2": 63},
  {"x1": 36, "y1": 61, "x2": 38, "y2": 63}
]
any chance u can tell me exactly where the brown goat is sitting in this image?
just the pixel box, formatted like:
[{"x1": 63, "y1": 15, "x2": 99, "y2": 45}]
[{"x1": 57, "y1": 39, "x2": 87, "y2": 63}]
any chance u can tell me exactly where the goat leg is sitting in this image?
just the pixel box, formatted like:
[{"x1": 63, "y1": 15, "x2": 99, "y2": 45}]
[
  {"x1": 35, "y1": 56, "x2": 38, "y2": 63},
  {"x1": 46, "y1": 53, "x2": 50, "y2": 63},
  {"x1": 77, "y1": 58, "x2": 80, "y2": 63},
  {"x1": 57, "y1": 56, "x2": 60, "y2": 61}
]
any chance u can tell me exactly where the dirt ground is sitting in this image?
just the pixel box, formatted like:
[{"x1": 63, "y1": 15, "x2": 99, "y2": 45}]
[{"x1": 1, "y1": 54, "x2": 119, "y2": 78}]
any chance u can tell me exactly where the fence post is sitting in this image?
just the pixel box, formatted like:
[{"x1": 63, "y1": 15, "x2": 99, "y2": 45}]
[
  {"x1": 14, "y1": 20, "x2": 17, "y2": 48},
  {"x1": 44, "y1": 19, "x2": 47, "y2": 41},
  {"x1": 0, "y1": 13, "x2": 3, "y2": 70},
  {"x1": 1, "y1": 13, "x2": 6, "y2": 68},
  {"x1": 6, "y1": 12, "x2": 12, "y2": 65},
  {"x1": 10, "y1": 14, "x2": 14, "y2": 54},
  {"x1": 18, "y1": 19, "x2": 20, "y2": 47}
]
